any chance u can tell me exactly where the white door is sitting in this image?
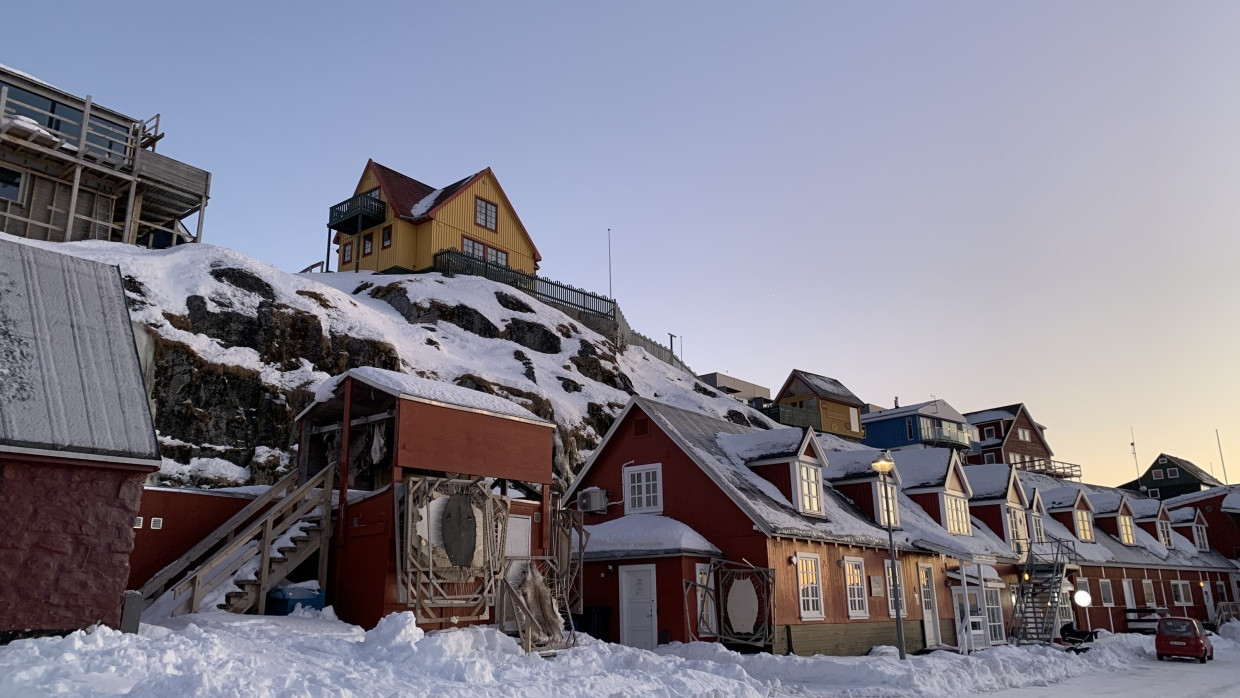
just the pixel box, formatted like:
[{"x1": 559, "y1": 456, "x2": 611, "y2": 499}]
[
  {"x1": 954, "y1": 588, "x2": 986, "y2": 652},
  {"x1": 1203, "y1": 584, "x2": 1216, "y2": 622},
  {"x1": 620, "y1": 564, "x2": 658, "y2": 649},
  {"x1": 503, "y1": 515, "x2": 532, "y2": 632},
  {"x1": 1122, "y1": 579, "x2": 1135, "y2": 611},
  {"x1": 919, "y1": 565, "x2": 941, "y2": 647}
]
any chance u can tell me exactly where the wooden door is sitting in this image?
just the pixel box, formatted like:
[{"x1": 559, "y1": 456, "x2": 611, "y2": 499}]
[{"x1": 620, "y1": 564, "x2": 658, "y2": 649}]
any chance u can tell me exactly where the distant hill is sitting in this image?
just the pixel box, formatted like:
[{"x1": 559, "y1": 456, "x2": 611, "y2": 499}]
[{"x1": 3, "y1": 234, "x2": 772, "y2": 486}]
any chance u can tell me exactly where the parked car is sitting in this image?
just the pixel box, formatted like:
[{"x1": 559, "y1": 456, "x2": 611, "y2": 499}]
[{"x1": 1155, "y1": 617, "x2": 1213, "y2": 663}]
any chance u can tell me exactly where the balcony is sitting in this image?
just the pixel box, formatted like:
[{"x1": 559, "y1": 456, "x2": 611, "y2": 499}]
[
  {"x1": 1013, "y1": 458, "x2": 1083, "y2": 482},
  {"x1": 918, "y1": 426, "x2": 974, "y2": 448},
  {"x1": 327, "y1": 192, "x2": 386, "y2": 233},
  {"x1": 760, "y1": 403, "x2": 820, "y2": 431}
]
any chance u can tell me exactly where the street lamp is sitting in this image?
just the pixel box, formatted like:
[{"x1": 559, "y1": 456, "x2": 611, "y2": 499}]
[{"x1": 871, "y1": 449, "x2": 907, "y2": 660}]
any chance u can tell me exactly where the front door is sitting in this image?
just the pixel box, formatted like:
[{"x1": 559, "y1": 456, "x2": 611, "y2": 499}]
[
  {"x1": 620, "y1": 564, "x2": 658, "y2": 649},
  {"x1": 1203, "y1": 583, "x2": 1216, "y2": 622},
  {"x1": 919, "y1": 565, "x2": 941, "y2": 647},
  {"x1": 1122, "y1": 579, "x2": 1135, "y2": 611},
  {"x1": 503, "y1": 515, "x2": 532, "y2": 632},
  {"x1": 954, "y1": 588, "x2": 986, "y2": 652}
]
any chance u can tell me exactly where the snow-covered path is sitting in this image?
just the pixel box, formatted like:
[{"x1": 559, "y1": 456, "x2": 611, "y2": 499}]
[{"x1": 2, "y1": 610, "x2": 1238, "y2": 697}]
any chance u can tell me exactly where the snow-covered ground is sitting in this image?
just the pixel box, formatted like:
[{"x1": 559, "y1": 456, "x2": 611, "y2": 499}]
[{"x1": 3, "y1": 611, "x2": 1238, "y2": 697}]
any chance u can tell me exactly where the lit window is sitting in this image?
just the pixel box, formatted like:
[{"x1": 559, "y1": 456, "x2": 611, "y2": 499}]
[
  {"x1": 796, "y1": 460, "x2": 823, "y2": 515},
  {"x1": 1099, "y1": 579, "x2": 1115, "y2": 606},
  {"x1": 1028, "y1": 513, "x2": 1045, "y2": 544},
  {"x1": 0, "y1": 166, "x2": 22, "y2": 202},
  {"x1": 1171, "y1": 580, "x2": 1192, "y2": 606},
  {"x1": 845, "y1": 557, "x2": 868, "y2": 619},
  {"x1": 1166, "y1": 467, "x2": 1180, "y2": 479},
  {"x1": 1158, "y1": 520, "x2": 1173, "y2": 548},
  {"x1": 475, "y1": 197, "x2": 497, "y2": 230},
  {"x1": 875, "y1": 479, "x2": 899, "y2": 528},
  {"x1": 1142, "y1": 579, "x2": 1156, "y2": 605},
  {"x1": 1018, "y1": 428, "x2": 1032, "y2": 442},
  {"x1": 946, "y1": 495, "x2": 972, "y2": 535},
  {"x1": 1152, "y1": 469, "x2": 1164, "y2": 481},
  {"x1": 885, "y1": 561, "x2": 907, "y2": 617},
  {"x1": 362, "y1": 233, "x2": 373, "y2": 256},
  {"x1": 381, "y1": 225, "x2": 392, "y2": 249},
  {"x1": 1193, "y1": 523, "x2": 1209, "y2": 552},
  {"x1": 486, "y1": 247, "x2": 508, "y2": 267},
  {"x1": 1075, "y1": 509, "x2": 1094, "y2": 542},
  {"x1": 462, "y1": 237, "x2": 485, "y2": 258},
  {"x1": 623, "y1": 463, "x2": 662, "y2": 514},
  {"x1": 1118, "y1": 514, "x2": 1135, "y2": 545},
  {"x1": 342, "y1": 242, "x2": 353, "y2": 263},
  {"x1": 1009, "y1": 452, "x2": 1020, "y2": 466},
  {"x1": 796, "y1": 554, "x2": 824, "y2": 620}
]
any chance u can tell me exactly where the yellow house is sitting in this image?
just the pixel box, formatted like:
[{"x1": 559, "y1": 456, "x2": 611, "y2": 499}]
[
  {"x1": 327, "y1": 160, "x2": 542, "y2": 274},
  {"x1": 773, "y1": 369, "x2": 866, "y2": 441}
]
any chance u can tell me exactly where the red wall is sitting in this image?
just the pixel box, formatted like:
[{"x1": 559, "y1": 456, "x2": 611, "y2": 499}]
[
  {"x1": 973, "y1": 504, "x2": 1007, "y2": 543},
  {"x1": 0, "y1": 455, "x2": 149, "y2": 633},
  {"x1": 129, "y1": 488, "x2": 256, "y2": 589},
  {"x1": 395, "y1": 400, "x2": 553, "y2": 484},
  {"x1": 331, "y1": 488, "x2": 394, "y2": 629},
  {"x1": 752, "y1": 463, "x2": 792, "y2": 502},
  {"x1": 1074, "y1": 565, "x2": 1234, "y2": 632},
  {"x1": 582, "y1": 556, "x2": 710, "y2": 644},
  {"x1": 909, "y1": 493, "x2": 941, "y2": 525}
]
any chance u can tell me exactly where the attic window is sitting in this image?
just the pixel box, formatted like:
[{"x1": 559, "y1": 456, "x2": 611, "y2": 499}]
[
  {"x1": 475, "y1": 197, "x2": 497, "y2": 231},
  {"x1": 1194, "y1": 523, "x2": 1209, "y2": 552},
  {"x1": 1118, "y1": 514, "x2": 1135, "y2": 545},
  {"x1": 1152, "y1": 469, "x2": 1164, "y2": 480},
  {"x1": 0, "y1": 166, "x2": 22, "y2": 202},
  {"x1": 876, "y1": 480, "x2": 899, "y2": 528},
  {"x1": 633, "y1": 417, "x2": 650, "y2": 437},
  {"x1": 1028, "y1": 512, "x2": 1045, "y2": 544},
  {"x1": 1075, "y1": 509, "x2": 1094, "y2": 542},
  {"x1": 795, "y1": 460, "x2": 823, "y2": 515},
  {"x1": 1006, "y1": 505, "x2": 1027, "y2": 548},
  {"x1": 983, "y1": 452, "x2": 996, "y2": 464},
  {"x1": 1147, "y1": 487, "x2": 1160, "y2": 499},
  {"x1": 1167, "y1": 467, "x2": 1180, "y2": 479},
  {"x1": 623, "y1": 463, "x2": 662, "y2": 515},
  {"x1": 984, "y1": 426, "x2": 995, "y2": 440},
  {"x1": 1158, "y1": 519, "x2": 1173, "y2": 548},
  {"x1": 1158, "y1": 457, "x2": 1168, "y2": 464},
  {"x1": 945, "y1": 494, "x2": 971, "y2": 535}
]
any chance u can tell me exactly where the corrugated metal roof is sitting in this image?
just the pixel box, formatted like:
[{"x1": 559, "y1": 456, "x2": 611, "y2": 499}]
[{"x1": 0, "y1": 238, "x2": 158, "y2": 461}]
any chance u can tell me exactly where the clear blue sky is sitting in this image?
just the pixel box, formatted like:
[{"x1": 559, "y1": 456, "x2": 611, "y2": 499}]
[{"x1": 9, "y1": 1, "x2": 1240, "y2": 486}]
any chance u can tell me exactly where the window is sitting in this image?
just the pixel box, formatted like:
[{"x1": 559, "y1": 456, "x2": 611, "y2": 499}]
[
  {"x1": 1159, "y1": 457, "x2": 1168, "y2": 464},
  {"x1": 462, "y1": 237, "x2": 485, "y2": 259},
  {"x1": 1143, "y1": 579, "x2": 1156, "y2": 606},
  {"x1": 984, "y1": 452, "x2": 996, "y2": 464},
  {"x1": 1008, "y1": 452, "x2": 1020, "y2": 466},
  {"x1": 475, "y1": 197, "x2": 497, "y2": 230},
  {"x1": 1099, "y1": 579, "x2": 1115, "y2": 606},
  {"x1": 946, "y1": 495, "x2": 972, "y2": 535},
  {"x1": 795, "y1": 460, "x2": 823, "y2": 515},
  {"x1": 1006, "y1": 506, "x2": 1028, "y2": 550},
  {"x1": 623, "y1": 463, "x2": 662, "y2": 514},
  {"x1": 984, "y1": 588, "x2": 1005, "y2": 643},
  {"x1": 1075, "y1": 509, "x2": 1094, "y2": 542},
  {"x1": 796, "y1": 554, "x2": 824, "y2": 620},
  {"x1": 1118, "y1": 514, "x2": 1135, "y2": 545},
  {"x1": 1171, "y1": 580, "x2": 1192, "y2": 606},
  {"x1": 1076, "y1": 578, "x2": 1090, "y2": 603},
  {"x1": 1029, "y1": 513, "x2": 1045, "y2": 544},
  {"x1": 1166, "y1": 467, "x2": 1180, "y2": 479},
  {"x1": 844, "y1": 557, "x2": 868, "y2": 619},
  {"x1": 362, "y1": 233, "x2": 373, "y2": 256},
  {"x1": 381, "y1": 225, "x2": 392, "y2": 249},
  {"x1": 884, "y1": 561, "x2": 907, "y2": 617},
  {"x1": 486, "y1": 247, "x2": 508, "y2": 267},
  {"x1": 1194, "y1": 523, "x2": 1209, "y2": 552},
  {"x1": 1147, "y1": 487, "x2": 1160, "y2": 499},
  {"x1": 906, "y1": 418, "x2": 915, "y2": 440},
  {"x1": 1018, "y1": 428, "x2": 1032, "y2": 442},
  {"x1": 695, "y1": 563, "x2": 717, "y2": 635},
  {"x1": 1217, "y1": 581, "x2": 1228, "y2": 604},
  {"x1": 342, "y1": 242, "x2": 353, "y2": 263},
  {"x1": 0, "y1": 166, "x2": 22, "y2": 202},
  {"x1": 984, "y1": 426, "x2": 996, "y2": 440},
  {"x1": 1157, "y1": 520, "x2": 1173, "y2": 548},
  {"x1": 875, "y1": 479, "x2": 899, "y2": 528},
  {"x1": 1152, "y1": 469, "x2": 1164, "y2": 481}
]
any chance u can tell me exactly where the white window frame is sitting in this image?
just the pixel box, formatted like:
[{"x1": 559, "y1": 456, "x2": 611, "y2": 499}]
[
  {"x1": 1075, "y1": 509, "x2": 1094, "y2": 542},
  {"x1": 796, "y1": 553, "x2": 825, "y2": 620},
  {"x1": 695, "y1": 562, "x2": 717, "y2": 636},
  {"x1": 875, "y1": 479, "x2": 899, "y2": 528},
  {"x1": 793, "y1": 459, "x2": 824, "y2": 516},
  {"x1": 1006, "y1": 505, "x2": 1028, "y2": 552},
  {"x1": 1152, "y1": 469, "x2": 1164, "y2": 481},
  {"x1": 984, "y1": 426, "x2": 995, "y2": 440},
  {"x1": 1008, "y1": 452, "x2": 1020, "y2": 466},
  {"x1": 1193, "y1": 523, "x2": 1209, "y2": 552},
  {"x1": 1029, "y1": 512, "x2": 1045, "y2": 544},
  {"x1": 622, "y1": 463, "x2": 663, "y2": 515},
  {"x1": 844, "y1": 557, "x2": 868, "y2": 619},
  {"x1": 1142, "y1": 579, "x2": 1156, "y2": 606},
  {"x1": 1166, "y1": 467, "x2": 1180, "y2": 479},
  {"x1": 1099, "y1": 579, "x2": 1115, "y2": 607},
  {"x1": 984, "y1": 452, "x2": 996, "y2": 464},
  {"x1": 1118, "y1": 514, "x2": 1135, "y2": 545},
  {"x1": 1147, "y1": 487, "x2": 1160, "y2": 499},
  {"x1": 984, "y1": 587, "x2": 1005, "y2": 643},
  {"x1": 945, "y1": 494, "x2": 972, "y2": 535},
  {"x1": 1171, "y1": 580, "x2": 1192, "y2": 606},
  {"x1": 1158, "y1": 519, "x2": 1173, "y2": 548},
  {"x1": 885, "y1": 561, "x2": 907, "y2": 618}
]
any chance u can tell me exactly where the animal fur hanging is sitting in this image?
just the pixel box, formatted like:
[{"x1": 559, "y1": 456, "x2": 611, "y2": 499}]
[
  {"x1": 520, "y1": 565, "x2": 561, "y2": 646},
  {"x1": 370, "y1": 423, "x2": 386, "y2": 464}
]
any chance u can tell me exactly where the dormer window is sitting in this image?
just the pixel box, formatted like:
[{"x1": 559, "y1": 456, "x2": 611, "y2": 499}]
[
  {"x1": 1006, "y1": 506, "x2": 1028, "y2": 550},
  {"x1": 795, "y1": 460, "x2": 823, "y2": 515},
  {"x1": 1075, "y1": 509, "x2": 1094, "y2": 542},
  {"x1": 945, "y1": 494, "x2": 971, "y2": 535},
  {"x1": 1118, "y1": 514, "x2": 1135, "y2": 545},
  {"x1": 1029, "y1": 512, "x2": 1045, "y2": 544},
  {"x1": 623, "y1": 463, "x2": 662, "y2": 514},
  {"x1": 876, "y1": 480, "x2": 899, "y2": 527},
  {"x1": 1166, "y1": 467, "x2": 1180, "y2": 479},
  {"x1": 1157, "y1": 519, "x2": 1172, "y2": 548},
  {"x1": 984, "y1": 426, "x2": 995, "y2": 440},
  {"x1": 1194, "y1": 523, "x2": 1209, "y2": 551}
]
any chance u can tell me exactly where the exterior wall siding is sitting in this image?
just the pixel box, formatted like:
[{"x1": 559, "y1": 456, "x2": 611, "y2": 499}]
[
  {"x1": 128, "y1": 488, "x2": 256, "y2": 589},
  {"x1": 862, "y1": 418, "x2": 913, "y2": 450},
  {"x1": 1074, "y1": 565, "x2": 1235, "y2": 633},
  {"x1": 394, "y1": 400, "x2": 553, "y2": 485},
  {"x1": 427, "y1": 175, "x2": 537, "y2": 274}
]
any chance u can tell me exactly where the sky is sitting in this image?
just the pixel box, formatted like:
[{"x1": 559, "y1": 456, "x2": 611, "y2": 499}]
[{"x1": 6, "y1": 1, "x2": 1239, "y2": 487}]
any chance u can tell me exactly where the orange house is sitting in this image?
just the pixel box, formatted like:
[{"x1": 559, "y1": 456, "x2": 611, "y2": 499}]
[{"x1": 326, "y1": 160, "x2": 542, "y2": 274}]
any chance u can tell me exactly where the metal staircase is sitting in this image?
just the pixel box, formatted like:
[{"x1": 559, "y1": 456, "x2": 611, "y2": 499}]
[
  {"x1": 138, "y1": 465, "x2": 335, "y2": 617},
  {"x1": 1012, "y1": 538, "x2": 1076, "y2": 644}
]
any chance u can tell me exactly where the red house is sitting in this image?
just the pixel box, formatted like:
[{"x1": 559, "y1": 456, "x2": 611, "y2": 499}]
[{"x1": 0, "y1": 239, "x2": 160, "y2": 641}]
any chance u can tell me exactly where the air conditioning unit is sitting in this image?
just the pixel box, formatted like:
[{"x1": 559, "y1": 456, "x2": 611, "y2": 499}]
[{"x1": 578, "y1": 487, "x2": 608, "y2": 514}]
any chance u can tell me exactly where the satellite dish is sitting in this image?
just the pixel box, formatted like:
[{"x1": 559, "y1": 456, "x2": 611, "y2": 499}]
[{"x1": 1073, "y1": 589, "x2": 1092, "y2": 607}]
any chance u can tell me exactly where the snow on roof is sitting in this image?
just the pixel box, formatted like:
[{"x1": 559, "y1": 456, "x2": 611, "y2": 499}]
[
  {"x1": 789, "y1": 370, "x2": 864, "y2": 407},
  {"x1": 822, "y1": 448, "x2": 886, "y2": 481},
  {"x1": 1163, "y1": 486, "x2": 1238, "y2": 510},
  {"x1": 963, "y1": 464, "x2": 1013, "y2": 500},
  {"x1": 1126, "y1": 497, "x2": 1163, "y2": 520},
  {"x1": 1224, "y1": 492, "x2": 1240, "y2": 513},
  {"x1": 1040, "y1": 486, "x2": 1083, "y2": 510},
  {"x1": 409, "y1": 186, "x2": 447, "y2": 218},
  {"x1": 583, "y1": 514, "x2": 721, "y2": 560},
  {"x1": 716, "y1": 427, "x2": 805, "y2": 463},
  {"x1": 860, "y1": 399, "x2": 969, "y2": 425},
  {"x1": 312, "y1": 366, "x2": 549, "y2": 423},
  {"x1": 1168, "y1": 507, "x2": 1198, "y2": 525},
  {"x1": 0, "y1": 238, "x2": 159, "y2": 462},
  {"x1": 1087, "y1": 490, "x2": 1125, "y2": 515},
  {"x1": 890, "y1": 449, "x2": 957, "y2": 489},
  {"x1": 964, "y1": 406, "x2": 1019, "y2": 424}
]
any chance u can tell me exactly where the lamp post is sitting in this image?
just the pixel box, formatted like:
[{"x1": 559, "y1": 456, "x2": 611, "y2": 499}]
[{"x1": 871, "y1": 449, "x2": 907, "y2": 660}]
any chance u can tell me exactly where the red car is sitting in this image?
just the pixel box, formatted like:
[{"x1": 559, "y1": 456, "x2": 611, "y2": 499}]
[{"x1": 1155, "y1": 617, "x2": 1214, "y2": 663}]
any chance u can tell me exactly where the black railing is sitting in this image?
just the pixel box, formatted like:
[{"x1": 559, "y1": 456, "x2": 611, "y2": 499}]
[
  {"x1": 434, "y1": 249, "x2": 615, "y2": 318},
  {"x1": 328, "y1": 192, "x2": 386, "y2": 230}
]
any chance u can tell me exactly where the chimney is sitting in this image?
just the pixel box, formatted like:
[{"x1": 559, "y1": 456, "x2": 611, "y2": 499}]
[{"x1": 894, "y1": 397, "x2": 899, "y2": 408}]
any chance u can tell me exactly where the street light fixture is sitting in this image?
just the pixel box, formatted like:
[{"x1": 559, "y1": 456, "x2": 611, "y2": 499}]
[{"x1": 871, "y1": 449, "x2": 907, "y2": 660}]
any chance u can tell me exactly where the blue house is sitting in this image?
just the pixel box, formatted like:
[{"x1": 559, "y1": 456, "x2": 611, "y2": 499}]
[{"x1": 861, "y1": 399, "x2": 977, "y2": 452}]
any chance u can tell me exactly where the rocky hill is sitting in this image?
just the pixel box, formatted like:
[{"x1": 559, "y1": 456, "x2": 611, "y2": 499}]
[{"x1": 7, "y1": 235, "x2": 772, "y2": 487}]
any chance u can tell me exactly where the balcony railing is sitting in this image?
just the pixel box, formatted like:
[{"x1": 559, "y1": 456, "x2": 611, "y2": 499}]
[
  {"x1": 327, "y1": 192, "x2": 386, "y2": 231},
  {"x1": 760, "y1": 403, "x2": 820, "y2": 431},
  {"x1": 1013, "y1": 458, "x2": 1083, "y2": 482},
  {"x1": 918, "y1": 426, "x2": 973, "y2": 447}
]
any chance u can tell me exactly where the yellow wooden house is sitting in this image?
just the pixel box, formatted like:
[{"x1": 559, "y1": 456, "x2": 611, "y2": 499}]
[
  {"x1": 326, "y1": 160, "x2": 542, "y2": 274},
  {"x1": 773, "y1": 369, "x2": 866, "y2": 441}
]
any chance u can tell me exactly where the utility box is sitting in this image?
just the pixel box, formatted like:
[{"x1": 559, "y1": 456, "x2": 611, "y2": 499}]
[{"x1": 266, "y1": 584, "x2": 326, "y2": 616}]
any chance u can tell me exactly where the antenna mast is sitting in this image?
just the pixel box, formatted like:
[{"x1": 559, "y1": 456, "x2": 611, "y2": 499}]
[
  {"x1": 1217, "y1": 429, "x2": 1230, "y2": 485},
  {"x1": 1130, "y1": 427, "x2": 1142, "y2": 488}
]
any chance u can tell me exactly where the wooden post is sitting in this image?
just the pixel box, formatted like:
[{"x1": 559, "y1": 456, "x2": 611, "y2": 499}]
[
  {"x1": 337, "y1": 376, "x2": 353, "y2": 544},
  {"x1": 324, "y1": 226, "x2": 332, "y2": 272},
  {"x1": 257, "y1": 517, "x2": 273, "y2": 614},
  {"x1": 317, "y1": 466, "x2": 333, "y2": 595},
  {"x1": 195, "y1": 172, "x2": 210, "y2": 243}
]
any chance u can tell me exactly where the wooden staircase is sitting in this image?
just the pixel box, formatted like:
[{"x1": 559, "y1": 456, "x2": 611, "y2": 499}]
[
  {"x1": 1012, "y1": 538, "x2": 1076, "y2": 644},
  {"x1": 138, "y1": 465, "x2": 335, "y2": 617}
]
